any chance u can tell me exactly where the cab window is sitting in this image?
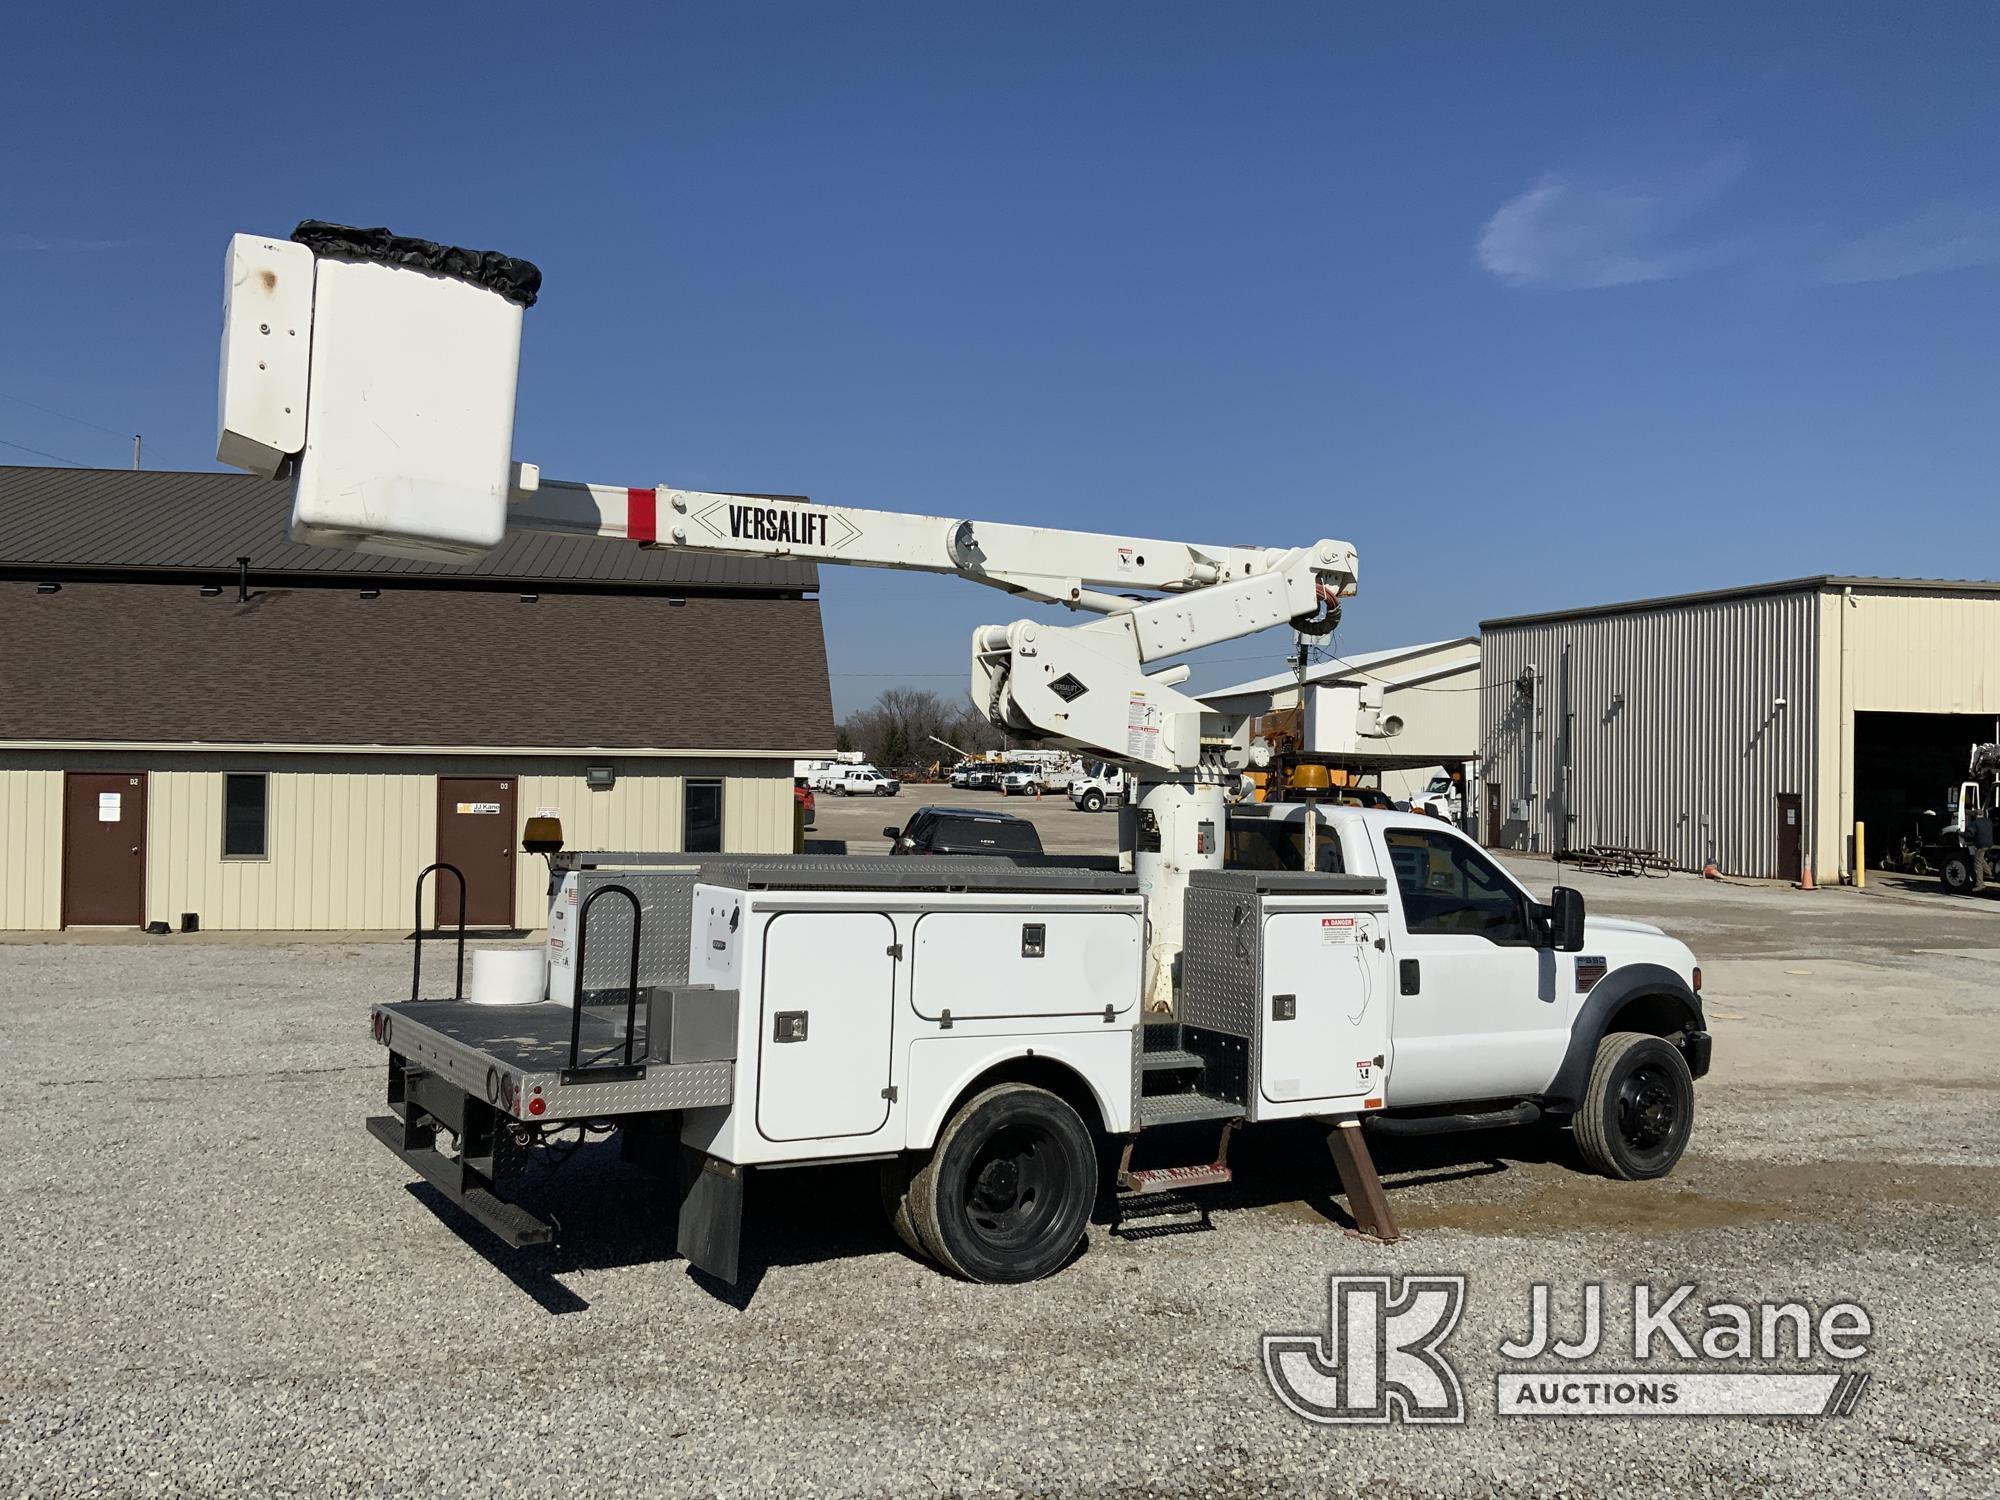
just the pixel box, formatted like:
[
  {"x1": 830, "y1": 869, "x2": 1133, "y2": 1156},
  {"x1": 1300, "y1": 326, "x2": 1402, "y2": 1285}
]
[
  {"x1": 1383, "y1": 828, "x2": 1533, "y2": 944},
  {"x1": 1225, "y1": 818, "x2": 1344, "y2": 873}
]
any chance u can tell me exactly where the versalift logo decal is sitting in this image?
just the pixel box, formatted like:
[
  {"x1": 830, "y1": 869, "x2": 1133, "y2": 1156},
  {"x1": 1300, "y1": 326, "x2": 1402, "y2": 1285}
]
[{"x1": 1265, "y1": 1276, "x2": 1872, "y2": 1424}]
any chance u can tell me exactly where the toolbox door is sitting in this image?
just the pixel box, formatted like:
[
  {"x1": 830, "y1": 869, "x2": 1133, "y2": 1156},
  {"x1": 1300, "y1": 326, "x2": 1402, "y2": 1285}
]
[
  {"x1": 1260, "y1": 910, "x2": 1392, "y2": 1105},
  {"x1": 756, "y1": 911, "x2": 896, "y2": 1143}
]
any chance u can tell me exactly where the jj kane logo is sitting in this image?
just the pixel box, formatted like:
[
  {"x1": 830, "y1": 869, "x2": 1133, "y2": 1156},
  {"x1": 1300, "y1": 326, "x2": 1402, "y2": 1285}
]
[{"x1": 1265, "y1": 1276, "x2": 1872, "y2": 1424}]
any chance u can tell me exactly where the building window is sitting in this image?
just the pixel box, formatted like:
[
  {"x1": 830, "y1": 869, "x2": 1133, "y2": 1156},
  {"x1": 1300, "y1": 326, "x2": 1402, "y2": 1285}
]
[
  {"x1": 223, "y1": 773, "x2": 268, "y2": 859},
  {"x1": 684, "y1": 779, "x2": 724, "y2": 854}
]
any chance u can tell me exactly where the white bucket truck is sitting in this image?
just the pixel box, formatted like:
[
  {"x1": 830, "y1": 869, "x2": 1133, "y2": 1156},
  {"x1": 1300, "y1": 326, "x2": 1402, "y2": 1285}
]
[{"x1": 220, "y1": 222, "x2": 1711, "y2": 1286}]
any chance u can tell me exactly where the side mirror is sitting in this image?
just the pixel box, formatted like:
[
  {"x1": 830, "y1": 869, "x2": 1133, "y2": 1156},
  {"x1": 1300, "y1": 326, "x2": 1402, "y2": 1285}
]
[
  {"x1": 882, "y1": 827, "x2": 902, "y2": 840},
  {"x1": 1549, "y1": 886, "x2": 1587, "y2": 952}
]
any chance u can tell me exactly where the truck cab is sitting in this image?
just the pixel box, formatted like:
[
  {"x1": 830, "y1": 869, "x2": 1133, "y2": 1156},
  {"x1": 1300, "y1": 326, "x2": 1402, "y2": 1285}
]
[{"x1": 1225, "y1": 802, "x2": 1706, "y2": 1117}]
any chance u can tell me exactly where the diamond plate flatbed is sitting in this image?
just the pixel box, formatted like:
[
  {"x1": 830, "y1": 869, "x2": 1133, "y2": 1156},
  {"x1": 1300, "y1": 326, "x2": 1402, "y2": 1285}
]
[{"x1": 374, "y1": 999, "x2": 733, "y2": 1121}]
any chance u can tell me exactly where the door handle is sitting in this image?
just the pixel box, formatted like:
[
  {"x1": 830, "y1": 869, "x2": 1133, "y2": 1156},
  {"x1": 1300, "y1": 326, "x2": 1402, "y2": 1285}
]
[
  {"x1": 1398, "y1": 959, "x2": 1421, "y2": 996},
  {"x1": 773, "y1": 1011, "x2": 808, "y2": 1043},
  {"x1": 130, "y1": 847, "x2": 140, "y2": 855}
]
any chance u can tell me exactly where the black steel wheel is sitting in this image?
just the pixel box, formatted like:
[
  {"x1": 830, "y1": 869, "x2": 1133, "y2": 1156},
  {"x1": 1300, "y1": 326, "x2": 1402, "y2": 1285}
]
[
  {"x1": 907, "y1": 1083, "x2": 1096, "y2": 1282},
  {"x1": 1941, "y1": 852, "x2": 1982, "y2": 895},
  {"x1": 1573, "y1": 1032, "x2": 1694, "y2": 1181}
]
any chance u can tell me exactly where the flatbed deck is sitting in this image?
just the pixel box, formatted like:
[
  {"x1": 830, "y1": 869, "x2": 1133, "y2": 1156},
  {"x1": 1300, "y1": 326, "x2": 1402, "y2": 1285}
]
[{"x1": 376, "y1": 999, "x2": 734, "y2": 1121}]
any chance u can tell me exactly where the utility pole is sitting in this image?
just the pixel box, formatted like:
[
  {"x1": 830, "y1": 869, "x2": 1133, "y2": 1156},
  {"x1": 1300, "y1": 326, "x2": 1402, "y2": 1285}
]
[{"x1": 132, "y1": 434, "x2": 141, "y2": 470}]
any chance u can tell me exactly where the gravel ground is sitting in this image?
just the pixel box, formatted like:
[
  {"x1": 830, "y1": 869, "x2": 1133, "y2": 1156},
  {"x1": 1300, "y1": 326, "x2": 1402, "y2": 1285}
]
[{"x1": 4, "y1": 864, "x2": 1998, "y2": 1497}]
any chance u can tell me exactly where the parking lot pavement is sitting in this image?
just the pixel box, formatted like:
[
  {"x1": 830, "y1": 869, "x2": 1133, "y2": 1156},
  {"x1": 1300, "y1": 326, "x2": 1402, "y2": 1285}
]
[
  {"x1": 812, "y1": 780, "x2": 1117, "y2": 853},
  {"x1": 5, "y1": 853, "x2": 1998, "y2": 1496}
]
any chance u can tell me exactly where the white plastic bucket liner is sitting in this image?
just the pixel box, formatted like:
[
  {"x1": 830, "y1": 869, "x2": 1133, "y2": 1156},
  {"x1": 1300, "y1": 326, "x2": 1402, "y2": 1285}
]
[{"x1": 468, "y1": 946, "x2": 547, "y2": 1006}]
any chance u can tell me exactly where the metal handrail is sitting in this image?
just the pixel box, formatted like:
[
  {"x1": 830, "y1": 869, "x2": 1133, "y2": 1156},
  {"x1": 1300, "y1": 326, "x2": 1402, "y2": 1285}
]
[
  {"x1": 567, "y1": 882, "x2": 644, "y2": 1077},
  {"x1": 411, "y1": 862, "x2": 467, "y2": 1001}
]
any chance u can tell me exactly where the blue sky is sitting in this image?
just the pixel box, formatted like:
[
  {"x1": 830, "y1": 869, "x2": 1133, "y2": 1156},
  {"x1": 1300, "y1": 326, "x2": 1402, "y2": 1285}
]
[{"x1": 5, "y1": 4, "x2": 1998, "y2": 716}]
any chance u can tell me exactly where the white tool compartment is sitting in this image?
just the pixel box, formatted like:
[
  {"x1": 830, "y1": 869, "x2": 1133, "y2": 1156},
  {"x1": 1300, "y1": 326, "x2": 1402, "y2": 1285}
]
[
  {"x1": 910, "y1": 910, "x2": 1140, "y2": 1021},
  {"x1": 1259, "y1": 904, "x2": 1391, "y2": 1108},
  {"x1": 286, "y1": 244, "x2": 525, "y2": 562},
  {"x1": 1180, "y1": 868, "x2": 1394, "y2": 1123},
  {"x1": 756, "y1": 911, "x2": 897, "y2": 1142}
]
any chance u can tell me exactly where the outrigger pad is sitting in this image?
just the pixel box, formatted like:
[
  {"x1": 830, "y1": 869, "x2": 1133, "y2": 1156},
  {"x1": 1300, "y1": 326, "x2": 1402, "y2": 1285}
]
[{"x1": 291, "y1": 220, "x2": 543, "y2": 307}]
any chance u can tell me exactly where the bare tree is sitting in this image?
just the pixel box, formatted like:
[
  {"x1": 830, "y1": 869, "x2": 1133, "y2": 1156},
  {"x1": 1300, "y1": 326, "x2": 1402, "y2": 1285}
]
[{"x1": 839, "y1": 687, "x2": 1005, "y2": 769}]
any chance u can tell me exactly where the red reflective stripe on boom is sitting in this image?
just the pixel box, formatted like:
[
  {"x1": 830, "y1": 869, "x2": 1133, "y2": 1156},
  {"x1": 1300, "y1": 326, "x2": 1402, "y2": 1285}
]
[{"x1": 627, "y1": 487, "x2": 657, "y2": 543}]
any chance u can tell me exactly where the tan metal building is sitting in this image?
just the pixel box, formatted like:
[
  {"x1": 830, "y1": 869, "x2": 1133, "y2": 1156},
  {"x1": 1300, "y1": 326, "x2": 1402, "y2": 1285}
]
[
  {"x1": 1479, "y1": 577, "x2": 2000, "y2": 882},
  {"x1": 0, "y1": 466, "x2": 837, "y2": 931}
]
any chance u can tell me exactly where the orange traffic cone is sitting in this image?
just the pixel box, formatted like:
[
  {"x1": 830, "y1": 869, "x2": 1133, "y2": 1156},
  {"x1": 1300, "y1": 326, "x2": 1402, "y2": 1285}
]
[{"x1": 1798, "y1": 866, "x2": 1815, "y2": 891}]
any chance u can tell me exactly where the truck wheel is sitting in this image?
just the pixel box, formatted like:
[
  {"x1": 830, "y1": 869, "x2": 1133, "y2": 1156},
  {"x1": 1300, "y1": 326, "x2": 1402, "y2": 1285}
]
[
  {"x1": 907, "y1": 1083, "x2": 1096, "y2": 1282},
  {"x1": 1941, "y1": 852, "x2": 1982, "y2": 895},
  {"x1": 1081, "y1": 790, "x2": 1104, "y2": 812},
  {"x1": 1573, "y1": 1032, "x2": 1694, "y2": 1181}
]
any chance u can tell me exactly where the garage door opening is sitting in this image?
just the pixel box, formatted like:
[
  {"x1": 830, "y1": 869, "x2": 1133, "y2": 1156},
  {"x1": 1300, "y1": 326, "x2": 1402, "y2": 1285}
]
[{"x1": 1854, "y1": 711, "x2": 1999, "y2": 871}]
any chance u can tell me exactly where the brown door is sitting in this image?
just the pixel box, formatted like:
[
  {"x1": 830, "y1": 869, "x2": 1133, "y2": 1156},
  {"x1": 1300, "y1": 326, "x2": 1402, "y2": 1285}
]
[
  {"x1": 1484, "y1": 783, "x2": 1502, "y2": 846},
  {"x1": 435, "y1": 776, "x2": 517, "y2": 928},
  {"x1": 1776, "y1": 793, "x2": 1804, "y2": 883},
  {"x1": 63, "y1": 772, "x2": 147, "y2": 927}
]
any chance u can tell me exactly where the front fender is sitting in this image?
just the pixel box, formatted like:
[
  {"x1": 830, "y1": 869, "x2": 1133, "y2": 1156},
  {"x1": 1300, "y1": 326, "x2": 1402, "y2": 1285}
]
[{"x1": 1540, "y1": 962, "x2": 1707, "y2": 1112}]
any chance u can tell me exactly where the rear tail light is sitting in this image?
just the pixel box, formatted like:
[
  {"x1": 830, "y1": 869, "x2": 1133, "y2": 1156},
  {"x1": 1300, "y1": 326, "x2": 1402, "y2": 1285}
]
[
  {"x1": 1692, "y1": 966, "x2": 1703, "y2": 992},
  {"x1": 370, "y1": 1011, "x2": 383, "y2": 1042}
]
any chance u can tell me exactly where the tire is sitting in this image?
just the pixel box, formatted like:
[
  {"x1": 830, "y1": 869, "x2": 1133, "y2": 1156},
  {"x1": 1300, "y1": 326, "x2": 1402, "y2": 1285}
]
[
  {"x1": 1573, "y1": 1032, "x2": 1695, "y2": 1181},
  {"x1": 1941, "y1": 852, "x2": 1982, "y2": 895},
  {"x1": 906, "y1": 1083, "x2": 1096, "y2": 1282},
  {"x1": 1080, "y1": 790, "x2": 1104, "y2": 813}
]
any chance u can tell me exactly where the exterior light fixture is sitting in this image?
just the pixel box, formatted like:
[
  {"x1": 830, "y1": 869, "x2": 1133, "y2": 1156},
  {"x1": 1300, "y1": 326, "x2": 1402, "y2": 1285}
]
[
  {"x1": 36, "y1": 582, "x2": 60, "y2": 594},
  {"x1": 585, "y1": 765, "x2": 616, "y2": 791}
]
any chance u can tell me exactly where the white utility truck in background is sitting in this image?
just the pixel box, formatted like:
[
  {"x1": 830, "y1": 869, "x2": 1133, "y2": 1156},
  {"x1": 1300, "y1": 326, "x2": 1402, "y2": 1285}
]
[
  {"x1": 218, "y1": 223, "x2": 1711, "y2": 1286},
  {"x1": 1070, "y1": 760, "x2": 1133, "y2": 812}
]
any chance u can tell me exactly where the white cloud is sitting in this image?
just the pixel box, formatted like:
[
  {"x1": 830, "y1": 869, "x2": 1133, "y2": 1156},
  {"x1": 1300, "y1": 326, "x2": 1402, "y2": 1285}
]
[
  {"x1": 1815, "y1": 205, "x2": 2000, "y2": 285},
  {"x1": 1475, "y1": 148, "x2": 1752, "y2": 290}
]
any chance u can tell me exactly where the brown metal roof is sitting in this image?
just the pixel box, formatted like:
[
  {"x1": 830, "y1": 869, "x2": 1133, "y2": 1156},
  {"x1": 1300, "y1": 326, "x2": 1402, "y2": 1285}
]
[
  {"x1": 1481, "y1": 575, "x2": 2000, "y2": 630},
  {"x1": 0, "y1": 580, "x2": 834, "y2": 752},
  {"x1": 0, "y1": 465, "x2": 819, "y2": 594}
]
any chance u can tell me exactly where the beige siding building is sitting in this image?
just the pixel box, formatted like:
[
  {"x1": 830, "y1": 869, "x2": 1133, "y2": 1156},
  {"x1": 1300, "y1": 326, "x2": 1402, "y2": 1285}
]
[
  {"x1": 0, "y1": 467, "x2": 837, "y2": 931},
  {"x1": 1480, "y1": 577, "x2": 2000, "y2": 882}
]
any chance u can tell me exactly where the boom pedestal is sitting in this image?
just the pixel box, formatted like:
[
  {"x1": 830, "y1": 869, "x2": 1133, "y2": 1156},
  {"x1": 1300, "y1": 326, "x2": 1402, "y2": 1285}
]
[{"x1": 1128, "y1": 777, "x2": 1229, "y2": 1014}]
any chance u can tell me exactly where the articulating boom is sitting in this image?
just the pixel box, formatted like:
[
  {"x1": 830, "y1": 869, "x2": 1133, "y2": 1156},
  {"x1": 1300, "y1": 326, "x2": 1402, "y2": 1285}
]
[{"x1": 215, "y1": 224, "x2": 1359, "y2": 1008}]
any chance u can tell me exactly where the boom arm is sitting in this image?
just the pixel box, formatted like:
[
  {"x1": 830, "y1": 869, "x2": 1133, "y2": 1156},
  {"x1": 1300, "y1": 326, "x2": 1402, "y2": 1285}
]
[
  {"x1": 510, "y1": 469, "x2": 1353, "y2": 622},
  {"x1": 215, "y1": 223, "x2": 1359, "y2": 1007}
]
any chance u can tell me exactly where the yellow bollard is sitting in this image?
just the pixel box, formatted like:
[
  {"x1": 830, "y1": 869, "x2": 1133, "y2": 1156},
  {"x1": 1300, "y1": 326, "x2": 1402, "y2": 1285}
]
[{"x1": 1854, "y1": 821, "x2": 1865, "y2": 889}]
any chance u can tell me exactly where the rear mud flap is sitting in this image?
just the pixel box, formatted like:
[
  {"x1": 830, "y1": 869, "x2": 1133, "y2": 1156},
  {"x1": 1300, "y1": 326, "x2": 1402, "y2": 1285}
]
[{"x1": 678, "y1": 1146, "x2": 745, "y2": 1284}]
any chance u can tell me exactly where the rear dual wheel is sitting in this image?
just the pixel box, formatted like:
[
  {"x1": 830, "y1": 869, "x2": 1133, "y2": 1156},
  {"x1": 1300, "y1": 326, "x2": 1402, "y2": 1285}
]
[
  {"x1": 880, "y1": 1083, "x2": 1096, "y2": 1282},
  {"x1": 1941, "y1": 852, "x2": 1983, "y2": 896}
]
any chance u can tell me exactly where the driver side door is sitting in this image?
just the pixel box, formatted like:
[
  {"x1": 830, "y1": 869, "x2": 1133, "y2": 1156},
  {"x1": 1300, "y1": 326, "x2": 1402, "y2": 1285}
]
[{"x1": 1377, "y1": 825, "x2": 1567, "y2": 1107}]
